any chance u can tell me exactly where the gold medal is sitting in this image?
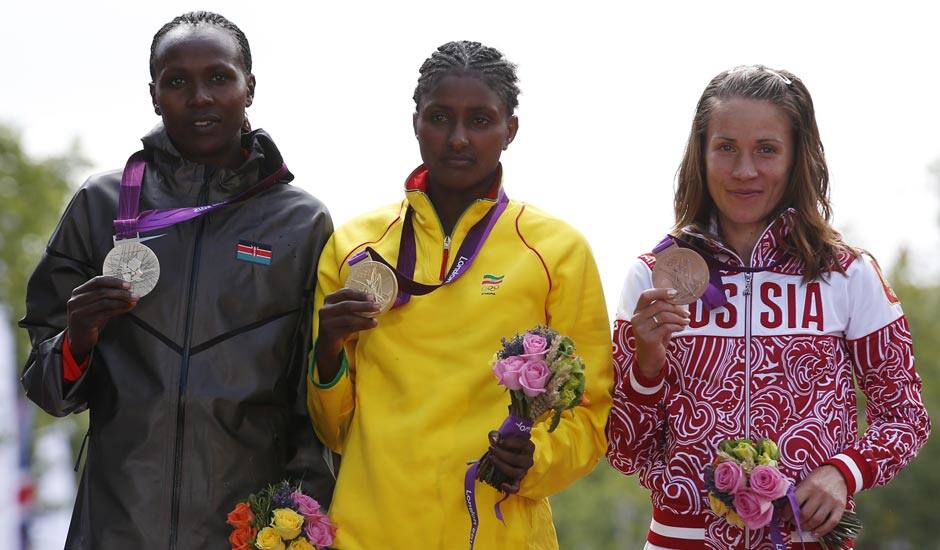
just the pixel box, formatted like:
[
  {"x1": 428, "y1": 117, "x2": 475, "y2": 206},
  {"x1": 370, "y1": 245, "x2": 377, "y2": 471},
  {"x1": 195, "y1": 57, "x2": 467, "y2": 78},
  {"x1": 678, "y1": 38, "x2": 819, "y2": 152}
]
[
  {"x1": 102, "y1": 239, "x2": 161, "y2": 297},
  {"x1": 652, "y1": 245, "x2": 709, "y2": 305},
  {"x1": 344, "y1": 259, "x2": 398, "y2": 316}
]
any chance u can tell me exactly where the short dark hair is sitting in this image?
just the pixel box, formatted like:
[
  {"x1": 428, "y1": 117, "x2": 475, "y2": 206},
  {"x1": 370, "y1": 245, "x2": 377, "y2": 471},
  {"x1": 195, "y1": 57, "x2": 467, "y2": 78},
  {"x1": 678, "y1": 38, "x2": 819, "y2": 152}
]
[
  {"x1": 150, "y1": 11, "x2": 252, "y2": 79},
  {"x1": 413, "y1": 41, "x2": 520, "y2": 115}
]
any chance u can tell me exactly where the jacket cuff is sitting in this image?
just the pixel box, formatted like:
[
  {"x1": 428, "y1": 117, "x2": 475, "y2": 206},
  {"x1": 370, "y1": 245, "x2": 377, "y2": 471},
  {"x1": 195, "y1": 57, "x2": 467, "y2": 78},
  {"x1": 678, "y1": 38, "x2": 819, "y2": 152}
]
[
  {"x1": 825, "y1": 449, "x2": 874, "y2": 495},
  {"x1": 308, "y1": 342, "x2": 348, "y2": 389},
  {"x1": 625, "y1": 363, "x2": 665, "y2": 406},
  {"x1": 62, "y1": 332, "x2": 90, "y2": 383}
]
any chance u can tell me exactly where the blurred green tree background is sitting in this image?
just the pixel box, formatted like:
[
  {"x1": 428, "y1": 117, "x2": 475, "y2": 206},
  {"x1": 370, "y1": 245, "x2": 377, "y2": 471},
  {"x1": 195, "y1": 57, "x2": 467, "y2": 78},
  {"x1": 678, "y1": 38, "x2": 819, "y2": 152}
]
[
  {"x1": 2, "y1": 123, "x2": 937, "y2": 548},
  {"x1": 0, "y1": 124, "x2": 86, "y2": 366}
]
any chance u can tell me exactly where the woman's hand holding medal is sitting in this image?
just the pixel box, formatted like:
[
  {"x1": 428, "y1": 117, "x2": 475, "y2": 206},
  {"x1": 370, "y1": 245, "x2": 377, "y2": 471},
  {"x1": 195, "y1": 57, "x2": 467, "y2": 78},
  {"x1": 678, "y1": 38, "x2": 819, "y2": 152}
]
[
  {"x1": 315, "y1": 289, "x2": 380, "y2": 382},
  {"x1": 67, "y1": 275, "x2": 139, "y2": 362},
  {"x1": 632, "y1": 288, "x2": 691, "y2": 379},
  {"x1": 635, "y1": 244, "x2": 708, "y2": 378}
]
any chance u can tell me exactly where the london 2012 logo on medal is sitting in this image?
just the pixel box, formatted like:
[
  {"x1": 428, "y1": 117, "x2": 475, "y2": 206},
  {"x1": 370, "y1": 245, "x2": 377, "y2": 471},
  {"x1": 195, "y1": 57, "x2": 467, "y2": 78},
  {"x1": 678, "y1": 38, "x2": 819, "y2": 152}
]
[
  {"x1": 102, "y1": 239, "x2": 161, "y2": 297},
  {"x1": 344, "y1": 259, "x2": 398, "y2": 317}
]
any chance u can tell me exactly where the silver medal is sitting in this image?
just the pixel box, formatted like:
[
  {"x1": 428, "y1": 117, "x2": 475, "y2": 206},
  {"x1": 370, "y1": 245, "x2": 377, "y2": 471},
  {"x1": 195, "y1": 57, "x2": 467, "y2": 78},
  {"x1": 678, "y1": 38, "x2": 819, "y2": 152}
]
[{"x1": 103, "y1": 239, "x2": 161, "y2": 297}]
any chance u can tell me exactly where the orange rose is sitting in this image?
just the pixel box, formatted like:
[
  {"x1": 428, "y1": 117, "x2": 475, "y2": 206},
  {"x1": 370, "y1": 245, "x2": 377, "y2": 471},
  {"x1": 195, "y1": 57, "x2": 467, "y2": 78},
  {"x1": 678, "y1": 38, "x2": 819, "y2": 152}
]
[
  {"x1": 227, "y1": 502, "x2": 255, "y2": 529},
  {"x1": 228, "y1": 524, "x2": 256, "y2": 550}
]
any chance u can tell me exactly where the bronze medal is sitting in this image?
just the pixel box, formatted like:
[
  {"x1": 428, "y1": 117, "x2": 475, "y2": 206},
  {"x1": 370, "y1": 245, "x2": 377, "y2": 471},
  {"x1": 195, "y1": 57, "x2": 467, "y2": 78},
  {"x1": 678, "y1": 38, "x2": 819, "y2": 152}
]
[
  {"x1": 652, "y1": 244, "x2": 709, "y2": 305},
  {"x1": 102, "y1": 239, "x2": 161, "y2": 297},
  {"x1": 344, "y1": 259, "x2": 399, "y2": 316}
]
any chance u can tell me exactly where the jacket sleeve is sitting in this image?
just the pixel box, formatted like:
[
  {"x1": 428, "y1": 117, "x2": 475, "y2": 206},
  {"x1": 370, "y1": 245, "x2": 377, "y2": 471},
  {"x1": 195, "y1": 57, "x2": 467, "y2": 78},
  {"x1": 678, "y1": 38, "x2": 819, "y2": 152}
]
[
  {"x1": 285, "y1": 208, "x2": 336, "y2": 505},
  {"x1": 517, "y1": 231, "x2": 613, "y2": 500},
  {"x1": 824, "y1": 254, "x2": 930, "y2": 494},
  {"x1": 306, "y1": 233, "x2": 357, "y2": 453},
  {"x1": 606, "y1": 257, "x2": 669, "y2": 482},
  {"x1": 19, "y1": 185, "x2": 99, "y2": 417}
]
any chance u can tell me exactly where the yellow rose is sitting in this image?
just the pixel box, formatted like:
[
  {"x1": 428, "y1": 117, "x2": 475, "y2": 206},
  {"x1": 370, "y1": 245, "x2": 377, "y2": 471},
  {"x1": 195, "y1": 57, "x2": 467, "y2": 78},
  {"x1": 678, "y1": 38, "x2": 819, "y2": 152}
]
[
  {"x1": 708, "y1": 493, "x2": 729, "y2": 517},
  {"x1": 271, "y1": 508, "x2": 304, "y2": 541},
  {"x1": 287, "y1": 539, "x2": 315, "y2": 550},
  {"x1": 730, "y1": 441, "x2": 757, "y2": 463},
  {"x1": 726, "y1": 511, "x2": 745, "y2": 530},
  {"x1": 756, "y1": 453, "x2": 778, "y2": 467},
  {"x1": 756, "y1": 438, "x2": 780, "y2": 461},
  {"x1": 255, "y1": 527, "x2": 286, "y2": 550}
]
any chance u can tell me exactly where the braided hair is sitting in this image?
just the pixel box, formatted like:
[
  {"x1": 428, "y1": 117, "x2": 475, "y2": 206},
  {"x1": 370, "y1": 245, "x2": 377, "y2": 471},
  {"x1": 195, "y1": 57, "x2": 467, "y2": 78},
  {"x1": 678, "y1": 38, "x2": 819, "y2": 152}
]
[
  {"x1": 150, "y1": 11, "x2": 252, "y2": 79},
  {"x1": 413, "y1": 41, "x2": 520, "y2": 115}
]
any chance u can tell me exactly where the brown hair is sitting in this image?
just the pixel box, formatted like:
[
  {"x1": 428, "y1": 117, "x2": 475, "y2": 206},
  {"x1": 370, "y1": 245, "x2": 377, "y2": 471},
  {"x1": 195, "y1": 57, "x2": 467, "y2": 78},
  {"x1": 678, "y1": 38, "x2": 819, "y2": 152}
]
[{"x1": 674, "y1": 65, "x2": 850, "y2": 280}]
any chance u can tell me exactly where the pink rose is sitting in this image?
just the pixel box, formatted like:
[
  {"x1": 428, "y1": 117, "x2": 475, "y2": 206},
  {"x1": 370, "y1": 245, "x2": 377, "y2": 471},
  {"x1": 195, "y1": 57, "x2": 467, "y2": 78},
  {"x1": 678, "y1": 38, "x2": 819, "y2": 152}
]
[
  {"x1": 303, "y1": 513, "x2": 336, "y2": 547},
  {"x1": 493, "y1": 356, "x2": 526, "y2": 390},
  {"x1": 519, "y1": 359, "x2": 551, "y2": 397},
  {"x1": 749, "y1": 465, "x2": 789, "y2": 501},
  {"x1": 522, "y1": 333, "x2": 549, "y2": 355},
  {"x1": 291, "y1": 491, "x2": 321, "y2": 517},
  {"x1": 713, "y1": 461, "x2": 746, "y2": 494},
  {"x1": 733, "y1": 489, "x2": 774, "y2": 530}
]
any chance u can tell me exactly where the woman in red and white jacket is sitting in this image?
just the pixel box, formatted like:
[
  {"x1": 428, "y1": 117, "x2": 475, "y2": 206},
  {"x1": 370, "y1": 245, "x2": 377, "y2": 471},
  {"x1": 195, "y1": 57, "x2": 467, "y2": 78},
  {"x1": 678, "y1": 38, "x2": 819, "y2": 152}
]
[{"x1": 606, "y1": 66, "x2": 930, "y2": 549}]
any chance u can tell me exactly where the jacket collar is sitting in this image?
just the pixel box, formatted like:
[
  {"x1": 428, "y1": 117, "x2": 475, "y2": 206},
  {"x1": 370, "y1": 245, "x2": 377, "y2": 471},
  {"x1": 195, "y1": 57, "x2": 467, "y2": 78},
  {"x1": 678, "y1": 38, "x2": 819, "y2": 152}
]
[
  {"x1": 678, "y1": 208, "x2": 797, "y2": 268},
  {"x1": 402, "y1": 164, "x2": 504, "y2": 238},
  {"x1": 140, "y1": 123, "x2": 293, "y2": 198}
]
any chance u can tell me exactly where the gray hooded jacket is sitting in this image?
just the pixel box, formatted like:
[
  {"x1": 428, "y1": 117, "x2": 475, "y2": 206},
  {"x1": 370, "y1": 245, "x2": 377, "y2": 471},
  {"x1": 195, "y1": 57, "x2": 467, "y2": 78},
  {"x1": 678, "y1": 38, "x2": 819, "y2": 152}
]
[{"x1": 21, "y1": 126, "x2": 334, "y2": 549}]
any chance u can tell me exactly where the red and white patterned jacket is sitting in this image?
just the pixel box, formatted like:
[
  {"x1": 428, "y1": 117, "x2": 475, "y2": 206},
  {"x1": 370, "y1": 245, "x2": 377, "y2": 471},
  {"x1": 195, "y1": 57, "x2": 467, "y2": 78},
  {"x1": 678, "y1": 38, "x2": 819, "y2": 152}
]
[{"x1": 606, "y1": 211, "x2": 930, "y2": 550}]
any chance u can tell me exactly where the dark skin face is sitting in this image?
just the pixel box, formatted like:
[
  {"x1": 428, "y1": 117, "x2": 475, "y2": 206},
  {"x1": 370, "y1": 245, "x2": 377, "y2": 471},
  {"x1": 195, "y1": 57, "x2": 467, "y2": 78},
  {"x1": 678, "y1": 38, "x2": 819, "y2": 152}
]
[
  {"x1": 316, "y1": 74, "x2": 531, "y2": 490},
  {"x1": 67, "y1": 26, "x2": 255, "y2": 361},
  {"x1": 413, "y1": 74, "x2": 518, "y2": 234},
  {"x1": 150, "y1": 25, "x2": 255, "y2": 169}
]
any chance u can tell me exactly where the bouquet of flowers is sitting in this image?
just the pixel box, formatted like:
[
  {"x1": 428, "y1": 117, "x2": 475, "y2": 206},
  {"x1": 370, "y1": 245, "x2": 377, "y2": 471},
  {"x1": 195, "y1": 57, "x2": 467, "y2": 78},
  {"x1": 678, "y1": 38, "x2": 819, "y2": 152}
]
[
  {"x1": 226, "y1": 481, "x2": 335, "y2": 550},
  {"x1": 474, "y1": 326, "x2": 587, "y2": 489},
  {"x1": 704, "y1": 438, "x2": 862, "y2": 550}
]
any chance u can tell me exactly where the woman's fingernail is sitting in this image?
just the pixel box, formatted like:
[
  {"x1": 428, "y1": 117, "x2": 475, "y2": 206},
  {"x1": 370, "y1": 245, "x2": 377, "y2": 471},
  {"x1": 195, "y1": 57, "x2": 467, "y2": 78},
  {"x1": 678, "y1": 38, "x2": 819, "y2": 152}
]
[
  {"x1": 666, "y1": 288, "x2": 678, "y2": 297},
  {"x1": 122, "y1": 282, "x2": 131, "y2": 289},
  {"x1": 130, "y1": 293, "x2": 140, "y2": 300}
]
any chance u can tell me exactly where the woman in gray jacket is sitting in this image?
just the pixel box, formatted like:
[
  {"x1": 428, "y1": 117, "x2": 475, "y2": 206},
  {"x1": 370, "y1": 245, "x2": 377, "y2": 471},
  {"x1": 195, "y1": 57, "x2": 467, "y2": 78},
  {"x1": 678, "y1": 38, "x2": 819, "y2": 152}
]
[{"x1": 20, "y1": 11, "x2": 334, "y2": 549}]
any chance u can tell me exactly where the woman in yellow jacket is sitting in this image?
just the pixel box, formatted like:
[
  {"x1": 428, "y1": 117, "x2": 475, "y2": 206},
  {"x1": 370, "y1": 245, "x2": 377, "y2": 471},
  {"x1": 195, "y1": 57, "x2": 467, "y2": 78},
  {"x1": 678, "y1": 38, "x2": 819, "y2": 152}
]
[{"x1": 307, "y1": 41, "x2": 612, "y2": 549}]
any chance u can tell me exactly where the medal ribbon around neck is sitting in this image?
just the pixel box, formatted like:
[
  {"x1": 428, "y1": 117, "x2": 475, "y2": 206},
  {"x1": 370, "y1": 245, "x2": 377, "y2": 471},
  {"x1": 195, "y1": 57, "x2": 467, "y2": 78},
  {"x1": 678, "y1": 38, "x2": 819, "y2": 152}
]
[
  {"x1": 112, "y1": 150, "x2": 289, "y2": 240},
  {"x1": 348, "y1": 187, "x2": 509, "y2": 308}
]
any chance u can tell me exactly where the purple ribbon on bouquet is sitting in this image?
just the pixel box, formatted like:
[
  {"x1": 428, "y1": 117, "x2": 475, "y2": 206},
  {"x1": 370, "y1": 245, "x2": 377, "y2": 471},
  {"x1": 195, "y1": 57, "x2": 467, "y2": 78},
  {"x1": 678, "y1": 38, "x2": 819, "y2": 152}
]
[
  {"x1": 112, "y1": 150, "x2": 289, "y2": 239},
  {"x1": 769, "y1": 484, "x2": 807, "y2": 550},
  {"x1": 464, "y1": 415, "x2": 533, "y2": 550}
]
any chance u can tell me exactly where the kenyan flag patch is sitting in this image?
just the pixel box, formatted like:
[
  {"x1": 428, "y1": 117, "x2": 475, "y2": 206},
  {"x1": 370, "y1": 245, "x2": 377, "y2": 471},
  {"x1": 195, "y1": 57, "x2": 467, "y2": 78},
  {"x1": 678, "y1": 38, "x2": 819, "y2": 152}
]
[{"x1": 236, "y1": 240, "x2": 273, "y2": 265}]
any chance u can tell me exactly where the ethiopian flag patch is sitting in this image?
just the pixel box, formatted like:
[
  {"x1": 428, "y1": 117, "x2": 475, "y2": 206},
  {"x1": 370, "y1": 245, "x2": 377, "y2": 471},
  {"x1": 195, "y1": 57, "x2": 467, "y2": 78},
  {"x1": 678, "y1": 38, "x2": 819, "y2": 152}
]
[
  {"x1": 236, "y1": 240, "x2": 273, "y2": 265},
  {"x1": 481, "y1": 274, "x2": 504, "y2": 295}
]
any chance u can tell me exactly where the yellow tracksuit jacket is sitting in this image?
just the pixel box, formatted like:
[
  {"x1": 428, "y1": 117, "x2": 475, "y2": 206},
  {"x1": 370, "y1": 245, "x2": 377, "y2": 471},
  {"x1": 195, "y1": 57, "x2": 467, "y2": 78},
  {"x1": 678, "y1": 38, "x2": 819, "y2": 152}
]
[{"x1": 307, "y1": 167, "x2": 612, "y2": 549}]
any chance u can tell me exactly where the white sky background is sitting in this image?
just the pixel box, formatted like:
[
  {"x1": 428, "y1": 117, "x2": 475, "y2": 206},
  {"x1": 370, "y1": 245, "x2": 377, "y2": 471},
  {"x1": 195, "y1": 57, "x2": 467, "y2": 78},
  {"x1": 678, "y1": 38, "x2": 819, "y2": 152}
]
[{"x1": 2, "y1": 1, "x2": 939, "y2": 315}]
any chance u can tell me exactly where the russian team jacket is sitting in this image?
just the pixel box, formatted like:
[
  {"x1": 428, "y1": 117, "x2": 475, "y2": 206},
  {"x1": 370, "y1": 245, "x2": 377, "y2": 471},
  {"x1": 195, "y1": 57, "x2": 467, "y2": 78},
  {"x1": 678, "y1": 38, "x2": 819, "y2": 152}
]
[{"x1": 606, "y1": 210, "x2": 929, "y2": 550}]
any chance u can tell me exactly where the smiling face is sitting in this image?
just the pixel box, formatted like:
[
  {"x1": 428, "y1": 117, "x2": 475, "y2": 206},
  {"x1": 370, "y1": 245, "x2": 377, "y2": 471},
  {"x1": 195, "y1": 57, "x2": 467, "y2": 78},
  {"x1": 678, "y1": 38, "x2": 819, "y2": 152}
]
[
  {"x1": 705, "y1": 98, "x2": 793, "y2": 240},
  {"x1": 150, "y1": 25, "x2": 255, "y2": 169},
  {"x1": 413, "y1": 74, "x2": 518, "y2": 197}
]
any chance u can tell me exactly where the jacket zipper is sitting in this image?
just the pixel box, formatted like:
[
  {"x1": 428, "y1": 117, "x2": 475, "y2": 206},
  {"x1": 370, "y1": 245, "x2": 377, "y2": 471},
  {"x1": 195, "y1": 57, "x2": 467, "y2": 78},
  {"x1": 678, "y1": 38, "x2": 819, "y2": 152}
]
[
  {"x1": 743, "y1": 270, "x2": 754, "y2": 549},
  {"x1": 168, "y1": 168, "x2": 213, "y2": 550},
  {"x1": 418, "y1": 191, "x2": 487, "y2": 283},
  {"x1": 439, "y1": 236, "x2": 451, "y2": 281}
]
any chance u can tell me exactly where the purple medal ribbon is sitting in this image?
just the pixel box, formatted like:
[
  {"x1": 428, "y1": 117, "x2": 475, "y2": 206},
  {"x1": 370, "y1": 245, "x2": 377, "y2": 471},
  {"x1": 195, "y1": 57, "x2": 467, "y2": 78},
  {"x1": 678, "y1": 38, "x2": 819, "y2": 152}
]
[
  {"x1": 112, "y1": 150, "x2": 289, "y2": 239},
  {"x1": 348, "y1": 188, "x2": 509, "y2": 307},
  {"x1": 769, "y1": 484, "x2": 807, "y2": 550},
  {"x1": 654, "y1": 235, "x2": 784, "y2": 311},
  {"x1": 464, "y1": 415, "x2": 533, "y2": 550}
]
